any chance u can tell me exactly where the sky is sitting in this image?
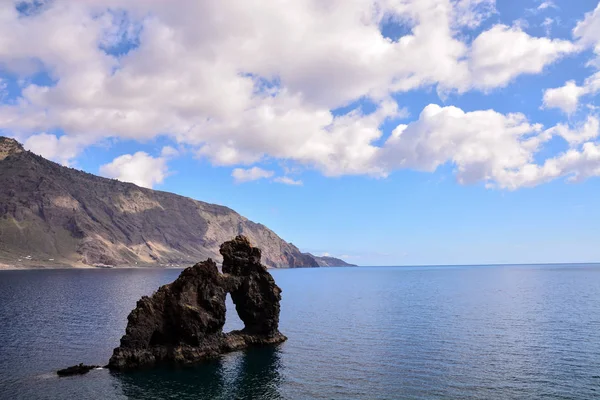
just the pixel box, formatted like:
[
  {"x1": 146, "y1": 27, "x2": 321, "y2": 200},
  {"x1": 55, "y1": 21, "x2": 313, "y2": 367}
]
[{"x1": 1, "y1": 0, "x2": 600, "y2": 266}]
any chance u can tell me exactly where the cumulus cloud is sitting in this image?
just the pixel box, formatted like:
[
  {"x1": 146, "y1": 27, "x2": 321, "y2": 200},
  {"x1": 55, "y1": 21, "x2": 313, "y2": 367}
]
[
  {"x1": 486, "y1": 116, "x2": 600, "y2": 188},
  {"x1": 99, "y1": 151, "x2": 170, "y2": 188},
  {"x1": 0, "y1": 0, "x2": 599, "y2": 190},
  {"x1": 467, "y1": 25, "x2": 577, "y2": 90},
  {"x1": 494, "y1": 142, "x2": 600, "y2": 189},
  {"x1": 543, "y1": 81, "x2": 587, "y2": 114},
  {"x1": 543, "y1": 72, "x2": 600, "y2": 114},
  {"x1": 23, "y1": 133, "x2": 91, "y2": 166},
  {"x1": 196, "y1": 96, "x2": 402, "y2": 176},
  {"x1": 452, "y1": 0, "x2": 496, "y2": 29},
  {"x1": 541, "y1": 4, "x2": 600, "y2": 117},
  {"x1": 547, "y1": 116, "x2": 600, "y2": 145},
  {"x1": 231, "y1": 167, "x2": 274, "y2": 183},
  {"x1": 378, "y1": 104, "x2": 546, "y2": 185},
  {"x1": 0, "y1": 2, "x2": 575, "y2": 134},
  {"x1": 574, "y1": 2, "x2": 600, "y2": 59},
  {"x1": 373, "y1": 105, "x2": 599, "y2": 189}
]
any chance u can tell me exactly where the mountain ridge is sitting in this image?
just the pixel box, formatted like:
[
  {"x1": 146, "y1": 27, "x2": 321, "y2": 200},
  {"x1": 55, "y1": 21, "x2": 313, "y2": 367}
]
[{"x1": 0, "y1": 137, "x2": 355, "y2": 269}]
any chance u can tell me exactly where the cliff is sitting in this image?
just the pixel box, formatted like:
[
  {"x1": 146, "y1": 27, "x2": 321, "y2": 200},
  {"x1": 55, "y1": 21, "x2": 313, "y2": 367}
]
[{"x1": 0, "y1": 137, "x2": 352, "y2": 268}]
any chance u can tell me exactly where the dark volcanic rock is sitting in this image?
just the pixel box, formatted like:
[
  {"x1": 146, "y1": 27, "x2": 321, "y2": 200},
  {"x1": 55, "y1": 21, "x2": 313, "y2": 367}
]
[
  {"x1": 108, "y1": 236, "x2": 287, "y2": 371},
  {"x1": 57, "y1": 363, "x2": 101, "y2": 377},
  {"x1": 221, "y1": 236, "x2": 282, "y2": 335}
]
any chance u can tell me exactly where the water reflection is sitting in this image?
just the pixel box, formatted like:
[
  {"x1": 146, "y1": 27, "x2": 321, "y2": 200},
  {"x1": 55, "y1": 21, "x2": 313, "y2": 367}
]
[
  {"x1": 230, "y1": 347, "x2": 284, "y2": 400},
  {"x1": 115, "y1": 347, "x2": 283, "y2": 400}
]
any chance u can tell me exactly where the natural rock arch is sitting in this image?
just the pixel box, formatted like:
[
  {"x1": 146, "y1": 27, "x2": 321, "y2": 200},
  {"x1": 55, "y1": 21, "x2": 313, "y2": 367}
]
[
  {"x1": 108, "y1": 236, "x2": 286, "y2": 371},
  {"x1": 221, "y1": 236, "x2": 282, "y2": 335}
]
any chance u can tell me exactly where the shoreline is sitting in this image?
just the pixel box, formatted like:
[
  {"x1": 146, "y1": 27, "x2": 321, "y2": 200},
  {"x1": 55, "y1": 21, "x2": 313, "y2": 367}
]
[
  {"x1": 0, "y1": 263, "x2": 279, "y2": 271},
  {"x1": 0, "y1": 264, "x2": 194, "y2": 271}
]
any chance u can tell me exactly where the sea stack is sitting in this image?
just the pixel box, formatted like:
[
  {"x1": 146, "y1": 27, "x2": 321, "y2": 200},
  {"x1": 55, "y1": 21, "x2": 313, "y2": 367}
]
[{"x1": 107, "y1": 236, "x2": 287, "y2": 371}]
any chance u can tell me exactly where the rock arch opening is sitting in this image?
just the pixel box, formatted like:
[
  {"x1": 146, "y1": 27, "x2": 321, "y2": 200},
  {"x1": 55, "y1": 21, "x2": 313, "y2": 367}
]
[{"x1": 224, "y1": 293, "x2": 244, "y2": 333}]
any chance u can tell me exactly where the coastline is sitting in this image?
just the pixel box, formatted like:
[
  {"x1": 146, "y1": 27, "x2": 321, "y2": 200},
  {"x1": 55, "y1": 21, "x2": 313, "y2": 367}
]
[
  {"x1": 0, "y1": 262, "x2": 278, "y2": 271},
  {"x1": 0, "y1": 264, "x2": 190, "y2": 271}
]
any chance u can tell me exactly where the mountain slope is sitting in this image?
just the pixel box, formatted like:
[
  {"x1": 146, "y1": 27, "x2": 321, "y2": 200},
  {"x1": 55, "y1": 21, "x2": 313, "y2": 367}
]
[
  {"x1": 308, "y1": 254, "x2": 356, "y2": 267},
  {"x1": 0, "y1": 137, "x2": 354, "y2": 268}
]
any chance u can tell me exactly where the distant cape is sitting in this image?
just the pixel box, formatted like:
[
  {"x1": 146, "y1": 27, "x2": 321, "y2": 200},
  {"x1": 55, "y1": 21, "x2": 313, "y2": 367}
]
[{"x1": 0, "y1": 137, "x2": 355, "y2": 269}]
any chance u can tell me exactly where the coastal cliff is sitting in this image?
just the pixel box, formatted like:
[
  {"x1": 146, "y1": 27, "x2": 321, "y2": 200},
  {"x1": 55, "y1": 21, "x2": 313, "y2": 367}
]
[{"x1": 0, "y1": 137, "x2": 353, "y2": 269}]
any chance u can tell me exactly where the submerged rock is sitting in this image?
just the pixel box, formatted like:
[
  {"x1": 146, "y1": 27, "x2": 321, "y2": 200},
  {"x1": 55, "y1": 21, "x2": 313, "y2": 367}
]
[
  {"x1": 57, "y1": 363, "x2": 101, "y2": 377},
  {"x1": 107, "y1": 236, "x2": 287, "y2": 371}
]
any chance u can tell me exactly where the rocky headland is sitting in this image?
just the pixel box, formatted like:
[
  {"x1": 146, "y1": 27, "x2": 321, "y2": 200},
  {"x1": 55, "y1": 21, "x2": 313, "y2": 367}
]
[{"x1": 0, "y1": 136, "x2": 354, "y2": 269}]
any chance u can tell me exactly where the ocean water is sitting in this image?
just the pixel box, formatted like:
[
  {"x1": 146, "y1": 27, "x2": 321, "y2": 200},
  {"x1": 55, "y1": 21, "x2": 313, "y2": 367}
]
[{"x1": 1, "y1": 265, "x2": 600, "y2": 399}]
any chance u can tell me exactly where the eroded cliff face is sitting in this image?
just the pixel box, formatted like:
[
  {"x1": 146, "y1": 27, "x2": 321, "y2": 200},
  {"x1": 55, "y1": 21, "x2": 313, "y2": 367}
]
[
  {"x1": 108, "y1": 236, "x2": 287, "y2": 371},
  {"x1": 0, "y1": 137, "x2": 353, "y2": 268}
]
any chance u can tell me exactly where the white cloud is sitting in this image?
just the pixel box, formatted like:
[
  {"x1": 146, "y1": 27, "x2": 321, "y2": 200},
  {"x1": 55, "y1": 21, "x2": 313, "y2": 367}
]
[
  {"x1": 537, "y1": 1, "x2": 557, "y2": 11},
  {"x1": 378, "y1": 104, "x2": 547, "y2": 186},
  {"x1": 373, "y1": 104, "x2": 600, "y2": 190},
  {"x1": 586, "y1": 70, "x2": 600, "y2": 93},
  {"x1": 160, "y1": 146, "x2": 179, "y2": 158},
  {"x1": 23, "y1": 133, "x2": 91, "y2": 166},
  {"x1": 574, "y1": 2, "x2": 600, "y2": 59},
  {"x1": 541, "y1": 17, "x2": 555, "y2": 35},
  {"x1": 195, "y1": 96, "x2": 402, "y2": 177},
  {"x1": 467, "y1": 25, "x2": 577, "y2": 90},
  {"x1": 99, "y1": 151, "x2": 169, "y2": 188},
  {"x1": 0, "y1": 1, "x2": 574, "y2": 141},
  {"x1": 543, "y1": 72, "x2": 600, "y2": 114},
  {"x1": 495, "y1": 142, "x2": 600, "y2": 189},
  {"x1": 452, "y1": 0, "x2": 496, "y2": 29},
  {"x1": 231, "y1": 167, "x2": 274, "y2": 183},
  {"x1": 546, "y1": 116, "x2": 600, "y2": 145},
  {"x1": 274, "y1": 176, "x2": 303, "y2": 186},
  {"x1": 0, "y1": 0, "x2": 597, "y2": 190},
  {"x1": 543, "y1": 81, "x2": 587, "y2": 114}
]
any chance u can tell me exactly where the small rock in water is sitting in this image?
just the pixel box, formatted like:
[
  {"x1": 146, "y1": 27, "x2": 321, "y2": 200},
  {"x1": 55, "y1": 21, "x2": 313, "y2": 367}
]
[{"x1": 56, "y1": 363, "x2": 101, "y2": 377}]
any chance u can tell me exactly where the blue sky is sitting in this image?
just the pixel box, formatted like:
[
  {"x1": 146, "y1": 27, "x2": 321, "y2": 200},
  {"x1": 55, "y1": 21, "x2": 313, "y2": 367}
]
[{"x1": 1, "y1": 0, "x2": 600, "y2": 265}]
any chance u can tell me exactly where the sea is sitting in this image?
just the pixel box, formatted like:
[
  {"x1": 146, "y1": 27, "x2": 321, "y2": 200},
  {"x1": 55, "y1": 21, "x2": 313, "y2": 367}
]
[{"x1": 1, "y1": 264, "x2": 599, "y2": 399}]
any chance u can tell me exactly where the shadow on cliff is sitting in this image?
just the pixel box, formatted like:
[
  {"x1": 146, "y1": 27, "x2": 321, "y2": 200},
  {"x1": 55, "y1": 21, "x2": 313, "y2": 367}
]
[{"x1": 113, "y1": 346, "x2": 284, "y2": 400}]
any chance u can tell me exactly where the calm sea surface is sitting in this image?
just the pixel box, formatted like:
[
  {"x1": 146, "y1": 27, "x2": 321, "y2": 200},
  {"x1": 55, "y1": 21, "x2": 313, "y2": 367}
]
[{"x1": 1, "y1": 265, "x2": 600, "y2": 399}]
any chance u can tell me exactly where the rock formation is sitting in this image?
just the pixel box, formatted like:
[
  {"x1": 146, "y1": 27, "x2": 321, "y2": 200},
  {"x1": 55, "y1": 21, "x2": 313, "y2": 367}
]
[
  {"x1": 107, "y1": 236, "x2": 287, "y2": 371},
  {"x1": 221, "y1": 236, "x2": 282, "y2": 335},
  {"x1": 57, "y1": 363, "x2": 101, "y2": 377}
]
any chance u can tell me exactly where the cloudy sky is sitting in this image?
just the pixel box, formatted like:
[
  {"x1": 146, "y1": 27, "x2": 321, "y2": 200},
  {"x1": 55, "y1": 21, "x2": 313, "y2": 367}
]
[{"x1": 2, "y1": 0, "x2": 600, "y2": 265}]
